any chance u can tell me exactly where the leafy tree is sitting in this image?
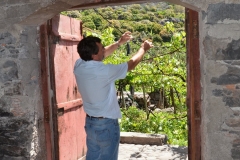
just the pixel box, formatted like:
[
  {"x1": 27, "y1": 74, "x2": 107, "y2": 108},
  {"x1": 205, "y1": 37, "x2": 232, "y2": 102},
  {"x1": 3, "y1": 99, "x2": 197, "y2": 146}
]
[
  {"x1": 135, "y1": 22, "x2": 147, "y2": 32},
  {"x1": 83, "y1": 21, "x2": 96, "y2": 30},
  {"x1": 152, "y1": 34, "x2": 162, "y2": 43},
  {"x1": 82, "y1": 9, "x2": 92, "y2": 16},
  {"x1": 61, "y1": 10, "x2": 81, "y2": 18},
  {"x1": 80, "y1": 15, "x2": 92, "y2": 23},
  {"x1": 90, "y1": 14, "x2": 102, "y2": 28},
  {"x1": 118, "y1": 12, "x2": 132, "y2": 20},
  {"x1": 120, "y1": 106, "x2": 187, "y2": 146}
]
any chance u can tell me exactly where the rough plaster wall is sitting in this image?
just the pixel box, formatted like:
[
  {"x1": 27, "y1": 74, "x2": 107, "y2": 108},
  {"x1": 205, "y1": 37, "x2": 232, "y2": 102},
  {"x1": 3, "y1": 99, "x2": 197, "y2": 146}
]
[
  {"x1": 0, "y1": 24, "x2": 46, "y2": 159},
  {"x1": 200, "y1": 2, "x2": 240, "y2": 160}
]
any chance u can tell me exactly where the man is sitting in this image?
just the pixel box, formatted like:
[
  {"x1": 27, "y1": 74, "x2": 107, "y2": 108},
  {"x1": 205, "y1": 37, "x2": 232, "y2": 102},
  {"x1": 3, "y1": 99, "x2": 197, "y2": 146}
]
[{"x1": 74, "y1": 31, "x2": 153, "y2": 160}]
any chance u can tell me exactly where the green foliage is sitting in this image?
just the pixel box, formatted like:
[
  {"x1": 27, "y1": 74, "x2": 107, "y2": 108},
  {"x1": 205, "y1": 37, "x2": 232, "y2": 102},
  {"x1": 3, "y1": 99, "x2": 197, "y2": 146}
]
[
  {"x1": 61, "y1": 3, "x2": 185, "y2": 42},
  {"x1": 146, "y1": 23, "x2": 163, "y2": 34},
  {"x1": 135, "y1": 22, "x2": 147, "y2": 32},
  {"x1": 85, "y1": 27, "x2": 115, "y2": 47},
  {"x1": 61, "y1": 11, "x2": 81, "y2": 18},
  {"x1": 118, "y1": 12, "x2": 132, "y2": 20},
  {"x1": 129, "y1": 4, "x2": 142, "y2": 10},
  {"x1": 61, "y1": 2, "x2": 187, "y2": 146},
  {"x1": 80, "y1": 15, "x2": 92, "y2": 23},
  {"x1": 152, "y1": 34, "x2": 162, "y2": 43},
  {"x1": 83, "y1": 21, "x2": 96, "y2": 30},
  {"x1": 88, "y1": 25, "x2": 187, "y2": 113},
  {"x1": 91, "y1": 14, "x2": 102, "y2": 28},
  {"x1": 120, "y1": 107, "x2": 188, "y2": 146}
]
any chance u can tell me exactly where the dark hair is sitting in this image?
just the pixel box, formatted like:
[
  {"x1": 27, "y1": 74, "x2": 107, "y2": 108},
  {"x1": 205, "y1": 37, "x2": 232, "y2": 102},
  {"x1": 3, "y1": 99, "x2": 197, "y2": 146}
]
[{"x1": 77, "y1": 36, "x2": 101, "y2": 61}]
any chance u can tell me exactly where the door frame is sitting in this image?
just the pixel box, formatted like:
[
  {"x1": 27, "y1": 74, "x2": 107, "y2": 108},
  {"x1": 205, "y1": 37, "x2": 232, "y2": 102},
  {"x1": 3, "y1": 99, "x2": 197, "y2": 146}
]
[
  {"x1": 40, "y1": 3, "x2": 201, "y2": 160},
  {"x1": 186, "y1": 8, "x2": 201, "y2": 160},
  {"x1": 40, "y1": 23, "x2": 56, "y2": 160}
]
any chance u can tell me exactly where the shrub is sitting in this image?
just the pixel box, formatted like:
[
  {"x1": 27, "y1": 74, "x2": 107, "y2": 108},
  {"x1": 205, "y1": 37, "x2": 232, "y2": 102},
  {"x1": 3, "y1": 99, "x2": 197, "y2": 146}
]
[
  {"x1": 83, "y1": 21, "x2": 96, "y2": 30},
  {"x1": 120, "y1": 106, "x2": 188, "y2": 146}
]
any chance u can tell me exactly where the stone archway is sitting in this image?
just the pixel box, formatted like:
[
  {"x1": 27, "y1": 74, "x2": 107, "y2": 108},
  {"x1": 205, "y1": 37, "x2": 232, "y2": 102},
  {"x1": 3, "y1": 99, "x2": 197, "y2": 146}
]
[
  {"x1": 37, "y1": 1, "x2": 201, "y2": 160},
  {"x1": 2, "y1": 0, "x2": 240, "y2": 160},
  {"x1": 18, "y1": 0, "x2": 201, "y2": 159}
]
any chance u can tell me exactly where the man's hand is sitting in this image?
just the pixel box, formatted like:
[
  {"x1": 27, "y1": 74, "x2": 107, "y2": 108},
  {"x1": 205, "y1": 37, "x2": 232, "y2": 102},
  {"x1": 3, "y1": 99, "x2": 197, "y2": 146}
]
[
  {"x1": 104, "y1": 31, "x2": 133, "y2": 58},
  {"x1": 141, "y1": 40, "x2": 154, "y2": 52},
  {"x1": 127, "y1": 40, "x2": 154, "y2": 71},
  {"x1": 118, "y1": 31, "x2": 133, "y2": 45}
]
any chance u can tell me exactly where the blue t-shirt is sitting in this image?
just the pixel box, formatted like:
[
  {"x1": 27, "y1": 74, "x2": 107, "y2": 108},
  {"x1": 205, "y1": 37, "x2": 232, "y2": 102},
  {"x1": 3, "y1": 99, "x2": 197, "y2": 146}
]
[{"x1": 74, "y1": 59, "x2": 128, "y2": 119}]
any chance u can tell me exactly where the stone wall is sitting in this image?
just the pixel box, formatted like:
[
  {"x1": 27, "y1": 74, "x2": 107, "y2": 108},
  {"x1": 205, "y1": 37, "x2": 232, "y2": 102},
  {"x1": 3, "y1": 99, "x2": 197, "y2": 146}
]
[
  {"x1": 0, "y1": 0, "x2": 240, "y2": 160},
  {"x1": 201, "y1": 2, "x2": 240, "y2": 160},
  {"x1": 0, "y1": 26, "x2": 46, "y2": 159}
]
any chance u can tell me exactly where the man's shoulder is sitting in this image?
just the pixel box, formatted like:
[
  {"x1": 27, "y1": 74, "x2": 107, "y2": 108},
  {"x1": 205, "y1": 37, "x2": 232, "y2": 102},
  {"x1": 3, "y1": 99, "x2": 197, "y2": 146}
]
[
  {"x1": 74, "y1": 58, "x2": 83, "y2": 66},
  {"x1": 106, "y1": 62, "x2": 128, "y2": 70}
]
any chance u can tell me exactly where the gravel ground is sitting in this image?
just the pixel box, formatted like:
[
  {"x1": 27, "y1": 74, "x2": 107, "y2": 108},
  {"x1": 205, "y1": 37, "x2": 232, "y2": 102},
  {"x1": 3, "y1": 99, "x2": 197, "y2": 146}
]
[{"x1": 118, "y1": 143, "x2": 188, "y2": 160}]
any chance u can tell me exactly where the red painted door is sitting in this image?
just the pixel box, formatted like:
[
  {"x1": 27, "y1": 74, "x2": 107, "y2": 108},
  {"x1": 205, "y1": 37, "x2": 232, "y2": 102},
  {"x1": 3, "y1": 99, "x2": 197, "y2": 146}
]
[{"x1": 48, "y1": 14, "x2": 86, "y2": 160}]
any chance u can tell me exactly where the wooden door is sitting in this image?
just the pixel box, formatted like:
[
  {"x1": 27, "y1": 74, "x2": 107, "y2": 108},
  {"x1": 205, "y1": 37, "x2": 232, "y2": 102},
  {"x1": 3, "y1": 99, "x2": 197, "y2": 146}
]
[{"x1": 41, "y1": 14, "x2": 87, "y2": 160}]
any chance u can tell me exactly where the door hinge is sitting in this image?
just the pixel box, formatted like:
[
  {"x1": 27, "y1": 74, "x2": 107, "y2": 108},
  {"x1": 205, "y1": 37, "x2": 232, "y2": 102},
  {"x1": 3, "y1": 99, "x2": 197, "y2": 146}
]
[
  {"x1": 57, "y1": 108, "x2": 64, "y2": 117},
  {"x1": 52, "y1": 35, "x2": 60, "y2": 44}
]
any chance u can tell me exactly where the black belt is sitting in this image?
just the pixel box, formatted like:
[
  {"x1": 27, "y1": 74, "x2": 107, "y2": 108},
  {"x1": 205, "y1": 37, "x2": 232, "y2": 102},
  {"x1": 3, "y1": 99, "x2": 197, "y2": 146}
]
[{"x1": 86, "y1": 114, "x2": 104, "y2": 119}]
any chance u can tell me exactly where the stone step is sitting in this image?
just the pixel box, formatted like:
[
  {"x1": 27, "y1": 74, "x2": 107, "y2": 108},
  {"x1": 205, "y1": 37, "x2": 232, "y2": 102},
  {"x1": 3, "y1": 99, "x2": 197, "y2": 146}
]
[{"x1": 120, "y1": 132, "x2": 168, "y2": 146}]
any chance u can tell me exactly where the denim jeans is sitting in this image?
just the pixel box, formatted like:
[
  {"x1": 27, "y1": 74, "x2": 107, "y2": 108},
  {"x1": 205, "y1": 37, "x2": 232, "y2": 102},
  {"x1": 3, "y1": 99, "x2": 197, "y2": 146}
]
[{"x1": 85, "y1": 116, "x2": 120, "y2": 160}]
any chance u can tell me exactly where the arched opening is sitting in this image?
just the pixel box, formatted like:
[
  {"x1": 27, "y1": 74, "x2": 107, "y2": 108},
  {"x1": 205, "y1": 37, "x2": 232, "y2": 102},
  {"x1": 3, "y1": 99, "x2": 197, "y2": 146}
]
[{"x1": 39, "y1": 1, "x2": 201, "y2": 160}]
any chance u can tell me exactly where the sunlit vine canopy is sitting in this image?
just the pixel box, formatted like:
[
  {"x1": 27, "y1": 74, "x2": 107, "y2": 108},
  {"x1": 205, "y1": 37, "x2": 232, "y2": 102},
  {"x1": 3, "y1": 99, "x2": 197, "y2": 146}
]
[
  {"x1": 61, "y1": 2, "x2": 188, "y2": 146},
  {"x1": 62, "y1": 2, "x2": 186, "y2": 112}
]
